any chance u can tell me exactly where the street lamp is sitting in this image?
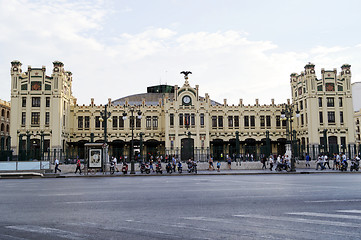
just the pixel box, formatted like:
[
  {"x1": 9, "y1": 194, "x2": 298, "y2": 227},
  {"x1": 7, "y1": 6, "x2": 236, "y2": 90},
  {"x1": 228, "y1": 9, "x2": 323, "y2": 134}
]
[
  {"x1": 281, "y1": 104, "x2": 300, "y2": 172},
  {"x1": 122, "y1": 107, "x2": 142, "y2": 174},
  {"x1": 99, "y1": 104, "x2": 112, "y2": 143}
]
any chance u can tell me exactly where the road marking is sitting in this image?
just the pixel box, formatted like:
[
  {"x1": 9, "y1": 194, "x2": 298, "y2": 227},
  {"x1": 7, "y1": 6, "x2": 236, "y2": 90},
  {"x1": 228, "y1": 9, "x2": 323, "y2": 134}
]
[
  {"x1": 39, "y1": 193, "x2": 84, "y2": 196},
  {"x1": 305, "y1": 199, "x2": 361, "y2": 203},
  {"x1": 233, "y1": 214, "x2": 361, "y2": 228},
  {"x1": 287, "y1": 212, "x2": 361, "y2": 220},
  {"x1": 0, "y1": 233, "x2": 28, "y2": 240},
  {"x1": 6, "y1": 225, "x2": 86, "y2": 240},
  {"x1": 337, "y1": 210, "x2": 361, "y2": 214},
  {"x1": 62, "y1": 200, "x2": 127, "y2": 204}
]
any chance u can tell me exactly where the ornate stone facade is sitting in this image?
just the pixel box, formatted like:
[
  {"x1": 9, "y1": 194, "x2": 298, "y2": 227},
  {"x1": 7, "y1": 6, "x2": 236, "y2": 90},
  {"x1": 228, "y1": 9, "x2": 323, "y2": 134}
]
[{"x1": 9, "y1": 61, "x2": 358, "y2": 161}]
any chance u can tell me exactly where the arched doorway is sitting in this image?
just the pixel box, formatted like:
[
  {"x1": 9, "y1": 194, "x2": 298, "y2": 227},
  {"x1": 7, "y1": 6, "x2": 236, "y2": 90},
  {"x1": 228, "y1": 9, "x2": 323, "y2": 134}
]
[
  {"x1": 277, "y1": 138, "x2": 287, "y2": 156},
  {"x1": 211, "y1": 139, "x2": 224, "y2": 161}
]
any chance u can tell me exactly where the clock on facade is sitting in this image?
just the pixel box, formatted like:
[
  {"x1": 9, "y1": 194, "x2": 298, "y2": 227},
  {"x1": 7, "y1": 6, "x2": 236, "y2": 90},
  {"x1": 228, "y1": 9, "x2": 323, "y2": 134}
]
[{"x1": 182, "y1": 95, "x2": 191, "y2": 105}]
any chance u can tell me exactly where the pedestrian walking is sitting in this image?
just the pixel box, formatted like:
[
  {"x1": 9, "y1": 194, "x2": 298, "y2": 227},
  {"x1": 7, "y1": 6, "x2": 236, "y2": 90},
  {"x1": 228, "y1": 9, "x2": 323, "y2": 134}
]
[
  {"x1": 227, "y1": 155, "x2": 232, "y2": 169},
  {"x1": 74, "y1": 158, "x2": 82, "y2": 174},
  {"x1": 305, "y1": 154, "x2": 310, "y2": 167},
  {"x1": 208, "y1": 155, "x2": 214, "y2": 170},
  {"x1": 54, "y1": 158, "x2": 61, "y2": 173},
  {"x1": 261, "y1": 156, "x2": 267, "y2": 170},
  {"x1": 217, "y1": 161, "x2": 221, "y2": 172},
  {"x1": 269, "y1": 155, "x2": 274, "y2": 171},
  {"x1": 323, "y1": 154, "x2": 331, "y2": 169},
  {"x1": 316, "y1": 155, "x2": 325, "y2": 170}
]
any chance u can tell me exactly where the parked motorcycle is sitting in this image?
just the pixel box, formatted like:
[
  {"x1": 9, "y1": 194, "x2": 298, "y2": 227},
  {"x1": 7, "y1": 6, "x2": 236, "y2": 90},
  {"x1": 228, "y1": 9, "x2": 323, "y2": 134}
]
[
  {"x1": 140, "y1": 162, "x2": 150, "y2": 174},
  {"x1": 178, "y1": 162, "x2": 182, "y2": 173},
  {"x1": 350, "y1": 160, "x2": 359, "y2": 172},
  {"x1": 110, "y1": 161, "x2": 115, "y2": 175},
  {"x1": 340, "y1": 160, "x2": 348, "y2": 172},
  {"x1": 156, "y1": 162, "x2": 163, "y2": 174},
  {"x1": 166, "y1": 163, "x2": 173, "y2": 174},
  {"x1": 187, "y1": 161, "x2": 197, "y2": 174},
  {"x1": 122, "y1": 162, "x2": 128, "y2": 174}
]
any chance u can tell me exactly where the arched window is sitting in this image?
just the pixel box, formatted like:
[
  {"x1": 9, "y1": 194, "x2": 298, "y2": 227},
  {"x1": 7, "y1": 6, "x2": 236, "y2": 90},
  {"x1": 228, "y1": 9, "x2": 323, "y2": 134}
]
[
  {"x1": 6, "y1": 125, "x2": 9, "y2": 133},
  {"x1": 1, "y1": 123, "x2": 4, "y2": 132},
  {"x1": 1, "y1": 109, "x2": 4, "y2": 117},
  {"x1": 7, "y1": 111, "x2": 10, "y2": 119}
]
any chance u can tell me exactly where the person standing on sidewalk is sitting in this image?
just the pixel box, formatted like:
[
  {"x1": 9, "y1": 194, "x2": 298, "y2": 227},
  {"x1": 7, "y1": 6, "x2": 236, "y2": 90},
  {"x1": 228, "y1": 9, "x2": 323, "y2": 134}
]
[
  {"x1": 74, "y1": 158, "x2": 82, "y2": 174},
  {"x1": 54, "y1": 158, "x2": 61, "y2": 173},
  {"x1": 217, "y1": 161, "x2": 221, "y2": 172},
  {"x1": 227, "y1": 155, "x2": 232, "y2": 169},
  {"x1": 269, "y1": 155, "x2": 274, "y2": 171},
  {"x1": 305, "y1": 154, "x2": 310, "y2": 167},
  {"x1": 208, "y1": 155, "x2": 214, "y2": 170}
]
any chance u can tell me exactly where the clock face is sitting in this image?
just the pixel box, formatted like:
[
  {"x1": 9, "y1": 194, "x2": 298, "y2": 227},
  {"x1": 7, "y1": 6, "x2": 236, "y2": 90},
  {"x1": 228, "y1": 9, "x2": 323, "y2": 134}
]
[
  {"x1": 13, "y1": 67, "x2": 18, "y2": 71},
  {"x1": 182, "y1": 96, "x2": 191, "y2": 105},
  {"x1": 54, "y1": 67, "x2": 59, "y2": 72}
]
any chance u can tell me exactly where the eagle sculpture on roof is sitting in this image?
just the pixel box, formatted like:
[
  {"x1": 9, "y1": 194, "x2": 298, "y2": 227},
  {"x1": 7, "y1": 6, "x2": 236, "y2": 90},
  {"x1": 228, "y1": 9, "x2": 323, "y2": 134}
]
[{"x1": 180, "y1": 71, "x2": 192, "y2": 79}]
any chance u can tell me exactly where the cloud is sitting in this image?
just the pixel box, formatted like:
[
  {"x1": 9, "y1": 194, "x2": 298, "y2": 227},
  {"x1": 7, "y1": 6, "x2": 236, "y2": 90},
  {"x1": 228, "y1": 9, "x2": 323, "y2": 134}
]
[{"x1": 0, "y1": 0, "x2": 360, "y2": 107}]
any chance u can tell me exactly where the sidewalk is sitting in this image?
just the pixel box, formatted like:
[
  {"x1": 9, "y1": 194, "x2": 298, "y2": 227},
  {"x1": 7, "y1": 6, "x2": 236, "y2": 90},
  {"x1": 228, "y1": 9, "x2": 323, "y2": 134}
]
[{"x1": 48, "y1": 167, "x2": 360, "y2": 178}]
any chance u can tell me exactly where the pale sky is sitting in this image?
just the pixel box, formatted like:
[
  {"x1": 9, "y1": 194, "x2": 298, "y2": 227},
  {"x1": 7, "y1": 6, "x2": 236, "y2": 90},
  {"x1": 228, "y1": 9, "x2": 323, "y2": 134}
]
[{"x1": 1, "y1": 0, "x2": 361, "y2": 105}]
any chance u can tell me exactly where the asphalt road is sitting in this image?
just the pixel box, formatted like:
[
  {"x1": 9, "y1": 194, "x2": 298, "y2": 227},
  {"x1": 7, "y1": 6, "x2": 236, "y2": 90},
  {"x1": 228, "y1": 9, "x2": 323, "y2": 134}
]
[{"x1": 1, "y1": 174, "x2": 361, "y2": 240}]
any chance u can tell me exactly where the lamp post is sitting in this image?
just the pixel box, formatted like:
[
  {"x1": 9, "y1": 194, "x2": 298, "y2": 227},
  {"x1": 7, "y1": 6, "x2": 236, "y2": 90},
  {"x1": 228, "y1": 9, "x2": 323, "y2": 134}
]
[
  {"x1": 99, "y1": 104, "x2": 112, "y2": 173},
  {"x1": 122, "y1": 107, "x2": 142, "y2": 174},
  {"x1": 281, "y1": 104, "x2": 300, "y2": 172},
  {"x1": 99, "y1": 104, "x2": 111, "y2": 143}
]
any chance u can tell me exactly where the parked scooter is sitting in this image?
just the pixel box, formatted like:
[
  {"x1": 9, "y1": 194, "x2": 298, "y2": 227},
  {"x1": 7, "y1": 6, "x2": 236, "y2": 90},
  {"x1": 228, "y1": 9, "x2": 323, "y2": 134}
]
[
  {"x1": 140, "y1": 162, "x2": 150, "y2": 174},
  {"x1": 122, "y1": 162, "x2": 128, "y2": 174},
  {"x1": 178, "y1": 162, "x2": 182, "y2": 173},
  {"x1": 156, "y1": 162, "x2": 163, "y2": 174},
  {"x1": 350, "y1": 158, "x2": 359, "y2": 172},
  {"x1": 340, "y1": 160, "x2": 348, "y2": 172},
  {"x1": 187, "y1": 160, "x2": 197, "y2": 174},
  {"x1": 166, "y1": 162, "x2": 173, "y2": 174},
  {"x1": 110, "y1": 161, "x2": 115, "y2": 175}
]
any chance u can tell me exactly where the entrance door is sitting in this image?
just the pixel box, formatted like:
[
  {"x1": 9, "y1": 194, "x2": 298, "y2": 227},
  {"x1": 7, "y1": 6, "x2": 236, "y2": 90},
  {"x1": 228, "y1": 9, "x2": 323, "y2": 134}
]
[{"x1": 181, "y1": 138, "x2": 194, "y2": 161}]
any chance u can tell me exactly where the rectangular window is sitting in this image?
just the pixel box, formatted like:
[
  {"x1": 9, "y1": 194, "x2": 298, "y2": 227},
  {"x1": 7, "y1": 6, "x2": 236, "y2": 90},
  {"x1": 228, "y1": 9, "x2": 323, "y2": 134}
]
[
  {"x1": 146, "y1": 116, "x2": 151, "y2": 129},
  {"x1": 46, "y1": 97, "x2": 50, "y2": 108},
  {"x1": 212, "y1": 116, "x2": 217, "y2": 128},
  {"x1": 244, "y1": 116, "x2": 249, "y2": 127},
  {"x1": 22, "y1": 97, "x2": 26, "y2": 107},
  {"x1": 84, "y1": 116, "x2": 90, "y2": 129},
  {"x1": 78, "y1": 116, "x2": 83, "y2": 129},
  {"x1": 63, "y1": 115, "x2": 65, "y2": 127},
  {"x1": 170, "y1": 114, "x2": 174, "y2": 127},
  {"x1": 234, "y1": 116, "x2": 239, "y2": 128},
  {"x1": 276, "y1": 116, "x2": 281, "y2": 128},
  {"x1": 31, "y1": 112, "x2": 40, "y2": 126},
  {"x1": 191, "y1": 113, "x2": 195, "y2": 126},
  {"x1": 328, "y1": 111, "x2": 335, "y2": 123},
  {"x1": 32, "y1": 97, "x2": 41, "y2": 107},
  {"x1": 113, "y1": 116, "x2": 118, "y2": 128},
  {"x1": 301, "y1": 114, "x2": 304, "y2": 125},
  {"x1": 327, "y1": 97, "x2": 334, "y2": 107},
  {"x1": 260, "y1": 116, "x2": 265, "y2": 127},
  {"x1": 95, "y1": 116, "x2": 100, "y2": 128},
  {"x1": 179, "y1": 114, "x2": 183, "y2": 127},
  {"x1": 319, "y1": 112, "x2": 323, "y2": 124},
  {"x1": 250, "y1": 116, "x2": 255, "y2": 127},
  {"x1": 136, "y1": 117, "x2": 141, "y2": 128},
  {"x1": 318, "y1": 97, "x2": 322, "y2": 107},
  {"x1": 21, "y1": 112, "x2": 26, "y2": 126},
  {"x1": 218, "y1": 116, "x2": 223, "y2": 128},
  {"x1": 266, "y1": 116, "x2": 271, "y2": 128},
  {"x1": 119, "y1": 116, "x2": 124, "y2": 128},
  {"x1": 129, "y1": 116, "x2": 134, "y2": 128},
  {"x1": 200, "y1": 113, "x2": 204, "y2": 126},
  {"x1": 300, "y1": 101, "x2": 303, "y2": 110},
  {"x1": 282, "y1": 119, "x2": 286, "y2": 128},
  {"x1": 45, "y1": 112, "x2": 50, "y2": 126},
  {"x1": 228, "y1": 116, "x2": 233, "y2": 128},
  {"x1": 340, "y1": 111, "x2": 344, "y2": 124},
  {"x1": 184, "y1": 114, "x2": 190, "y2": 127},
  {"x1": 152, "y1": 116, "x2": 158, "y2": 129},
  {"x1": 305, "y1": 99, "x2": 307, "y2": 108},
  {"x1": 339, "y1": 97, "x2": 343, "y2": 107}
]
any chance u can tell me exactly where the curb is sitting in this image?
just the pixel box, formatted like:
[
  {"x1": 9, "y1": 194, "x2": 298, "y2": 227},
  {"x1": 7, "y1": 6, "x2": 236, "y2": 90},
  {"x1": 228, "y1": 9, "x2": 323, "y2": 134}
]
[{"x1": 40, "y1": 170, "x2": 361, "y2": 178}]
